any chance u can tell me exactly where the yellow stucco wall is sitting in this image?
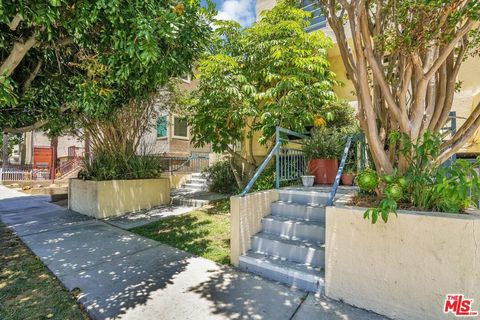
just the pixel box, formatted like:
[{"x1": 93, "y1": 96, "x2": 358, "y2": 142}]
[
  {"x1": 454, "y1": 56, "x2": 480, "y2": 154},
  {"x1": 69, "y1": 178, "x2": 170, "y2": 219}
]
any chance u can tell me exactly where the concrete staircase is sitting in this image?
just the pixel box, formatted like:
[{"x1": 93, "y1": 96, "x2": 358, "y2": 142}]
[
  {"x1": 239, "y1": 189, "x2": 328, "y2": 293},
  {"x1": 181, "y1": 172, "x2": 209, "y2": 191},
  {"x1": 171, "y1": 173, "x2": 228, "y2": 208}
]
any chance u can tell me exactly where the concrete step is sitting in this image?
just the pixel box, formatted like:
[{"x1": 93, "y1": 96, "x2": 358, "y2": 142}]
[
  {"x1": 239, "y1": 252, "x2": 324, "y2": 293},
  {"x1": 191, "y1": 173, "x2": 206, "y2": 179},
  {"x1": 278, "y1": 189, "x2": 330, "y2": 206},
  {"x1": 182, "y1": 183, "x2": 208, "y2": 191},
  {"x1": 172, "y1": 197, "x2": 209, "y2": 208},
  {"x1": 262, "y1": 215, "x2": 325, "y2": 243},
  {"x1": 251, "y1": 232, "x2": 325, "y2": 267},
  {"x1": 271, "y1": 201, "x2": 325, "y2": 223},
  {"x1": 189, "y1": 178, "x2": 207, "y2": 184}
]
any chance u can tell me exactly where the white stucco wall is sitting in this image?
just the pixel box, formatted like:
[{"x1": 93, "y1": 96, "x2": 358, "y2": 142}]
[
  {"x1": 230, "y1": 190, "x2": 279, "y2": 266},
  {"x1": 325, "y1": 206, "x2": 480, "y2": 320}
]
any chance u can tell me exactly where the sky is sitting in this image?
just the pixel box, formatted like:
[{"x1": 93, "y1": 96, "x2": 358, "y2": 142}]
[{"x1": 207, "y1": 0, "x2": 257, "y2": 27}]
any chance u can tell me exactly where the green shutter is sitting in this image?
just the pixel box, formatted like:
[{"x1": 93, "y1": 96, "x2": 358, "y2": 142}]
[{"x1": 156, "y1": 116, "x2": 167, "y2": 137}]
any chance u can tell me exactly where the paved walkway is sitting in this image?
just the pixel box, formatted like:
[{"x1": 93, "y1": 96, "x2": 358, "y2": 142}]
[{"x1": 0, "y1": 185, "x2": 387, "y2": 320}]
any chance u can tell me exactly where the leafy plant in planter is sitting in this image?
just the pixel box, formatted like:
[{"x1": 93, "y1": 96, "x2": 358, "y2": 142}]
[
  {"x1": 303, "y1": 127, "x2": 346, "y2": 184},
  {"x1": 361, "y1": 131, "x2": 480, "y2": 223},
  {"x1": 341, "y1": 152, "x2": 357, "y2": 186},
  {"x1": 78, "y1": 151, "x2": 163, "y2": 181}
]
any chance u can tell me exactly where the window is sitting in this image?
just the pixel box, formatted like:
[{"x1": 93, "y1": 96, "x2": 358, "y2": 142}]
[
  {"x1": 173, "y1": 117, "x2": 188, "y2": 138},
  {"x1": 301, "y1": 0, "x2": 327, "y2": 32},
  {"x1": 156, "y1": 116, "x2": 168, "y2": 138}
]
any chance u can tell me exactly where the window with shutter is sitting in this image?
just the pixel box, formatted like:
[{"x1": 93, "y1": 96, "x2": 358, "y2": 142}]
[{"x1": 156, "y1": 116, "x2": 168, "y2": 138}]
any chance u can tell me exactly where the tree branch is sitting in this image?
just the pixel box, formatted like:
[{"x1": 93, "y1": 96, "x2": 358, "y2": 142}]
[
  {"x1": 425, "y1": 19, "x2": 478, "y2": 80},
  {"x1": 8, "y1": 14, "x2": 23, "y2": 31},
  {"x1": 0, "y1": 35, "x2": 37, "y2": 77},
  {"x1": 23, "y1": 60, "x2": 43, "y2": 94}
]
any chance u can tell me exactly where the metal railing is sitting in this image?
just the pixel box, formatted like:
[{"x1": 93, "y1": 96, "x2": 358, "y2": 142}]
[
  {"x1": 326, "y1": 134, "x2": 368, "y2": 205},
  {"x1": 0, "y1": 165, "x2": 51, "y2": 181},
  {"x1": 158, "y1": 152, "x2": 210, "y2": 173},
  {"x1": 241, "y1": 127, "x2": 309, "y2": 196},
  {"x1": 55, "y1": 158, "x2": 81, "y2": 179}
]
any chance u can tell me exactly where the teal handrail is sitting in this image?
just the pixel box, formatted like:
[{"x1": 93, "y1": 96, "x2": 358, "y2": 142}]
[
  {"x1": 240, "y1": 126, "x2": 309, "y2": 196},
  {"x1": 326, "y1": 133, "x2": 366, "y2": 206}
]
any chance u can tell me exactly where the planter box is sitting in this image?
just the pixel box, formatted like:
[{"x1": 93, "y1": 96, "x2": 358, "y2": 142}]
[
  {"x1": 69, "y1": 178, "x2": 170, "y2": 219},
  {"x1": 325, "y1": 206, "x2": 480, "y2": 320}
]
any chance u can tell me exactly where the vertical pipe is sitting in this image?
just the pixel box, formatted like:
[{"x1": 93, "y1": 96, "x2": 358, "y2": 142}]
[{"x1": 450, "y1": 111, "x2": 457, "y2": 163}]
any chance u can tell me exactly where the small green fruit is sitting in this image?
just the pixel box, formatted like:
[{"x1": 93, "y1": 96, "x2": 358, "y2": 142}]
[
  {"x1": 357, "y1": 169, "x2": 379, "y2": 192},
  {"x1": 397, "y1": 177, "x2": 408, "y2": 188},
  {"x1": 385, "y1": 184, "x2": 403, "y2": 200},
  {"x1": 383, "y1": 174, "x2": 395, "y2": 184}
]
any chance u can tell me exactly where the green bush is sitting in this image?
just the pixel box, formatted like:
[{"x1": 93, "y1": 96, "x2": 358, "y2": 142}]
[
  {"x1": 78, "y1": 151, "x2": 163, "y2": 181},
  {"x1": 203, "y1": 160, "x2": 239, "y2": 195},
  {"x1": 303, "y1": 127, "x2": 347, "y2": 160},
  {"x1": 363, "y1": 131, "x2": 480, "y2": 224}
]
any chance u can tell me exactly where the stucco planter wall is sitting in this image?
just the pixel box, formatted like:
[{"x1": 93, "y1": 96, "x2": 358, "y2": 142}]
[
  {"x1": 69, "y1": 178, "x2": 170, "y2": 219},
  {"x1": 325, "y1": 206, "x2": 480, "y2": 320},
  {"x1": 230, "y1": 190, "x2": 279, "y2": 266}
]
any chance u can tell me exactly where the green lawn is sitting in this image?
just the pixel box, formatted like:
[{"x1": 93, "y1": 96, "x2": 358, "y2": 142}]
[
  {"x1": 131, "y1": 199, "x2": 231, "y2": 264},
  {"x1": 0, "y1": 223, "x2": 88, "y2": 320}
]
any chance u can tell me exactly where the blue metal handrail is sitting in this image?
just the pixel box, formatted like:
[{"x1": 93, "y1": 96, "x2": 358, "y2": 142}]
[
  {"x1": 240, "y1": 126, "x2": 309, "y2": 196},
  {"x1": 326, "y1": 133, "x2": 370, "y2": 206},
  {"x1": 172, "y1": 153, "x2": 209, "y2": 173},
  {"x1": 327, "y1": 136, "x2": 353, "y2": 206}
]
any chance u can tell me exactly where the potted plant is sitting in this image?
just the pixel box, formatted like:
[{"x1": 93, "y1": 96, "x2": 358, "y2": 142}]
[
  {"x1": 301, "y1": 168, "x2": 315, "y2": 187},
  {"x1": 341, "y1": 154, "x2": 356, "y2": 186},
  {"x1": 341, "y1": 168, "x2": 356, "y2": 186},
  {"x1": 303, "y1": 127, "x2": 345, "y2": 184}
]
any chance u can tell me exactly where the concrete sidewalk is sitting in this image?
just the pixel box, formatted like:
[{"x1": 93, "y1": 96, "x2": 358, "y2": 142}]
[{"x1": 0, "y1": 185, "x2": 386, "y2": 320}]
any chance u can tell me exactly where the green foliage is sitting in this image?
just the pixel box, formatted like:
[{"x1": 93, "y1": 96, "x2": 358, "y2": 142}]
[
  {"x1": 78, "y1": 151, "x2": 163, "y2": 181},
  {"x1": 318, "y1": 101, "x2": 357, "y2": 130},
  {"x1": 376, "y1": 0, "x2": 480, "y2": 55},
  {"x1": 303, "y1": 127, "x2": 347, "y2": 160},
  {"x1": 363, "y1": 131, "x2": 480, "y2": 223},
  {"x1": 357, "y1": 169, "x2": 380, "y2": 192},
  {"x1": 203, "y1": 160, "x2": 239, "y2": 195},
  {"x1": 185, "y1": 0, "x2": 338, "y2": 153},
  {"x1": 0, "y1": 0, "x2": 213, "y2": 133}
]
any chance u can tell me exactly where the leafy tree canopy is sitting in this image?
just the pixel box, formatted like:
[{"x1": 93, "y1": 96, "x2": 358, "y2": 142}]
[
  {"x1": 184, "y1": 0, "x2": 339, "y2": 187},
  {"x1": 320, "y1": 0, "x2": 480, "y2": 172},
  {"x1": 0, "y1": 0, "x2": 213, "y2": 135}
]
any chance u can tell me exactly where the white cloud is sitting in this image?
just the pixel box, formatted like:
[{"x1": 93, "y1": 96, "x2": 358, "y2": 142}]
[{"x1": 215, "y1": 0, "x2": 256, "y2": 27}]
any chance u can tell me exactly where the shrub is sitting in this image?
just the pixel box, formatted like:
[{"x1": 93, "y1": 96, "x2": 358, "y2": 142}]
[
  {"x1": 203, "y1": 160, "x2": 238, "y2": 195},
  {"x1": 303, "y1": 127, "x2": 347, "y2": 160},
  {"x1": 78, "y1": 151, "x2": 163, "y2": 181},
  {"x1": 362, "y1": 131, "x2": 480, "y2": 224}
]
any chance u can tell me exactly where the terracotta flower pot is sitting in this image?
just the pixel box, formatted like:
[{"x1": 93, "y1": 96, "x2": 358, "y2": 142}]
[
  {"x1": 309, "y1": 159, "x2": 338, "y2": 184},
  {"x1": 341, "y1": 173, "x2": 356, "y2": 186}
]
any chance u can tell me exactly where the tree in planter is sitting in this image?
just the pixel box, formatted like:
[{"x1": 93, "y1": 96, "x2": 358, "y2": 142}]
[
  {"x1": 319, "y1": 0, "x2": 480, "y2": 172},
  {"x1": 0, "y1": 0, "x2": 213, "y2": 135},
  {"x1": 184, "y1": 0, "x2": 338, "y2": 188}
]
